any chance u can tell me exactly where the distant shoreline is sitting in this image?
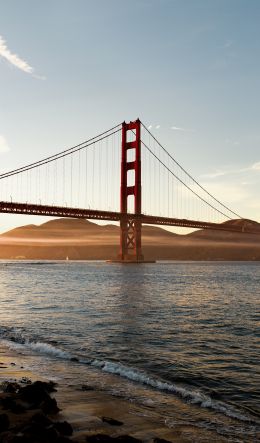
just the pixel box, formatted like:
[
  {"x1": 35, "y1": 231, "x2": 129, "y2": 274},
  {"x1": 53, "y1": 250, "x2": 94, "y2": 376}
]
[
  {"x1": 0, "y1": 217, "x2": 259, "y2": 261},
  {"x1": 0, "y1": 258, "x2": 260, "y2": 262},
  {"x1": 0, "y1": 257, "x2": 260, "y2": 265}
]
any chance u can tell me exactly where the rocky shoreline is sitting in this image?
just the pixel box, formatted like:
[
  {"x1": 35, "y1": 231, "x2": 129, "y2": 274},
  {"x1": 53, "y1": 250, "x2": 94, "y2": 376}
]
[
  {"x1": 0, "y1": 343, "x2": 183, "y2": 443},
  {"x1": 0, "y1": 378, "x2": 172, "y2": 443},
  {"x1": 0, "y1": 379, "x2": 73, "y2": 442},
  {"x1": 0, "y1": 345, "x2": 243, "y2": 443}
]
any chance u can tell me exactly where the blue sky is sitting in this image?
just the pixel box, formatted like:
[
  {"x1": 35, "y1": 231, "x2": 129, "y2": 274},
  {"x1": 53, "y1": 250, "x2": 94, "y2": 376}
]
[{"x1": 0, "y1": 0, "x2": 260, "y2": 232}]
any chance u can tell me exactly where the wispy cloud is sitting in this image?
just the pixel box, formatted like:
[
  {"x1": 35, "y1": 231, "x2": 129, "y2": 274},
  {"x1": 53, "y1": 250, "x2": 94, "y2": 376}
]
[
  {"x1": 202, "y1": 161, "x2": 260, "y2": 180},
  {"x1": 171, "y1": 125, "x2": 186, "y2": 131},
  {"x1": 225, "y1": 138, "x2": 240, "y2": 146},
  {"x1": 201, "y1": 167, "x2": 244, "y2": 180},
  {"x1": 0, "y1": 135, "x2": 10, "y2": 153},
  {"x1": 199, "y1": 181, "x2": 249, "y2": 204},
  {"x1": 202, "y1": 170, "x2": 227, "y2": 179},
  {"x1": 0, "y1": 35, "x2": 44, "y2": 79},
  {"x1": 146, "y1": 124, "x2": 190, "y2": 132},
  {"x1": 251, "y1": 162, "x2": 260, "y2": 171}
]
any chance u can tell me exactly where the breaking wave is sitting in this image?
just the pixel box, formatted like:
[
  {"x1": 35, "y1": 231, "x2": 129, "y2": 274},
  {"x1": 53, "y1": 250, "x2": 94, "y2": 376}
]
[
  {"x1": 1, "y1": 328, "x2": 259, "y2": 426},
  {"x1": 91, "y1": 359, "x2": 259, "y2": 424}
]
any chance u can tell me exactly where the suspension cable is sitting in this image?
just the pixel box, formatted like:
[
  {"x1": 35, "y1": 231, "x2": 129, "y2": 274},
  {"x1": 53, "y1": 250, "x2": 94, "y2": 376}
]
[
  {"x1": 141, "y1": 121, "x2": 242, "y2": 219},
  {"x1": 140, "y1": 138, "x2": 232, "y2": 220},
  {"x1": 0, "y1": 123, "x2": 122, "y2": 179}
]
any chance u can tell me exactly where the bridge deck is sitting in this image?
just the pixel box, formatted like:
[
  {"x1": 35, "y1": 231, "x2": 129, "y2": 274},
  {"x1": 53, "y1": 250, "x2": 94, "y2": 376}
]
[{"x1": 0, "y1": 201, "x2": 258, "y2": 234}]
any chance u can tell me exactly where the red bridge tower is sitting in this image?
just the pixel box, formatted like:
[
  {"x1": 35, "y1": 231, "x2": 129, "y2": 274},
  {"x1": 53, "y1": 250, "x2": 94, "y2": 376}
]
[{"x1": 119, "y1": 119, "x2": 144, "y2": 262}]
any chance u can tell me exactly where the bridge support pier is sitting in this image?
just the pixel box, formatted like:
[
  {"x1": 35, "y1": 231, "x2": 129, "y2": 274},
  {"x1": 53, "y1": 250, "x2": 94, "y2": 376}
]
[{"x1": 118, "y1": 119, "x2": 144, "y2": 262}]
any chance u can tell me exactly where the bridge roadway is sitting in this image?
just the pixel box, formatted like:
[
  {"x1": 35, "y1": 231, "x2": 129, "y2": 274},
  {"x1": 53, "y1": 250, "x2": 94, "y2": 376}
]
[{"x1": 0, "y1": 200, "x2": 257, "y2": 234}]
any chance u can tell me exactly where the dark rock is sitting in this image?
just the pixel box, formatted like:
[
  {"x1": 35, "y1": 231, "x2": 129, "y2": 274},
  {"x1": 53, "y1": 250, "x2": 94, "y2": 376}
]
[
  {"x1": 44, "y1": 426, "x2": 60, "y2": 442},
  {"x1": 2, "y1": 382, "x2": 20, "y2": 394},
  {"x1": 19, "y1": 381, "x2": 57, "y2": 410},
  {"x1": 86, "y1": 436, "x2": 141, "y2": 443},
  {"x1": 41, "y1": 396, "x2": 60, "y2": 415},
  {"x1": 20, "y1": 421, "x2": 46, "y2": 436},
  {"x1": 44, "y1": 381, "x2": 57, "y2": 393},
  {"x1": 19, "y1": 422, "x2": 58, "y2": 442},
  {"x1": 8, "y1": 436, "x2": 35, "y2": 443},
  {"x1": 1, "y1": 397, "x2": 15, "y2": 410},
  {"x1": 81, "y1": 385, "x2": 94, "y2": 391},
  {"x1": 56, "y1": 437, "x2": 74, "y2": 443},
  {"x1": 19, "y1": 377, "x2": 31, "y2": 385},
  {"x1": 33, "y1": 380, "x2": 57, "y2": 393},
  {"x1": 54, "y1": 421, "x2": 73, "y2": 436},
  {"x1": 102, "y1": 417, "x2": 123, "y2": 426},
  {"x1": 0, "y1": 397, "x2": 14, "y2": 409},
  {"x1": 10, "y1": 363, "x2": 16, "y2": 366},
  {"x1": 0, "y1": 431, "x2": 14, "y2": 443},
  {"x1": 19, "y1": 383, "x2": 49, "y2": 406},
  {"x1": 9, "y1": 403, "x2": 26, "y2": 415},
  {"x1": 0, "y1": 413, "x2": 9, "y2": 432},
  {"x1": 153, "y1": 439, "x2": 172, "y2": 443},
  {"x1": 17, "y1": 381, "x2": 59, "y2": 414},
  {"x1": 116, "y1": 437, "x2": 142, "y2": 443},
  {"x1": 31, "y1": 412, "x2": 52, "y2": 426},
  {"x1": 1, "y1": 398, "x2": 25, "y2": 414},
  {"x1": 70, "y1": 357, "x2": 79, "y2": 362},
  {"x1": 86, "y1": 435, "x2": 115, "y2": 443}
]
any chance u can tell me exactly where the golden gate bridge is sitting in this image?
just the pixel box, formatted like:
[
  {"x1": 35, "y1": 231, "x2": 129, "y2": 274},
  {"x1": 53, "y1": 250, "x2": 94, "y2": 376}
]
[{"x1": 0, "y1": 119, "x2": 258, "y2": 262}]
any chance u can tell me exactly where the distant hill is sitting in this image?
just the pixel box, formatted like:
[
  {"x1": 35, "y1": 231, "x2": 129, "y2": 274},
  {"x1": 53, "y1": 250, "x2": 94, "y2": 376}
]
[
  {"x1": 1, "y1": 218, "x2": 177, "y2": 240},
  {"x1": 0, "y1": 217, "x2": 260, "y2": 260},
  {"x1": 188, "y1": 219, "x2": 260, "y2": 242}
]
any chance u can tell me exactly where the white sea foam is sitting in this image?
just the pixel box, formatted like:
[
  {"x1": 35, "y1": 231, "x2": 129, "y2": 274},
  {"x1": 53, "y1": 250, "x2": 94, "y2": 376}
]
[
  {"x1": 1, "y1": 333, "x2": 257, "y2": 425},
  {"x1": 91, "y1": 359, "x2": 256, "y2": 424},
  {"x1": 1, "y1": 338, "x2": 70, "y2": 360},
  {"x1": 25, "y1": 341, "x2": 71, "y2": 359}
]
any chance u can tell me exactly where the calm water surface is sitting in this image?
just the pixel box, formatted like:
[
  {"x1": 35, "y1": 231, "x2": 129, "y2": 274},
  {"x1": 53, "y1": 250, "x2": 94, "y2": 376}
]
[{"x1": 0, "y1": 261, "x2": 259, "y2": 441}]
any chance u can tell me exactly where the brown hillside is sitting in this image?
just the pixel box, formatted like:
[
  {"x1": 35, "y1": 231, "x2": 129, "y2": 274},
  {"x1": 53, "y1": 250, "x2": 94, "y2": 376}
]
[
  {"x1": 1, "y1": 219, "x2": 177, "y2": 240},
  {"x1": 188, "y1": 219, "x2": 260, "y2": 242},
  {"x1": 0, "y1": 217, "x2": 259, "y2": 260}
]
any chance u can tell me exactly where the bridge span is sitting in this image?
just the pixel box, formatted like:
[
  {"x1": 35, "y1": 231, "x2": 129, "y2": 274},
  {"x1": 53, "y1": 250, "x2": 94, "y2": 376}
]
[
  {"x1": 0, "y1": 201, "x2": 257, "y2": 235},
  {"x1": 0, "y1": 119, "x2": 258, "y2": 262}
]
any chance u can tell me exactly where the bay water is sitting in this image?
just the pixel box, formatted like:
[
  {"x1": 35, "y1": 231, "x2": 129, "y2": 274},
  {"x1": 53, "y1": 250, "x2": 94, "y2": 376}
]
[{"x1": 0, "y1": 261, "x2": 259, "y2": 441}]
